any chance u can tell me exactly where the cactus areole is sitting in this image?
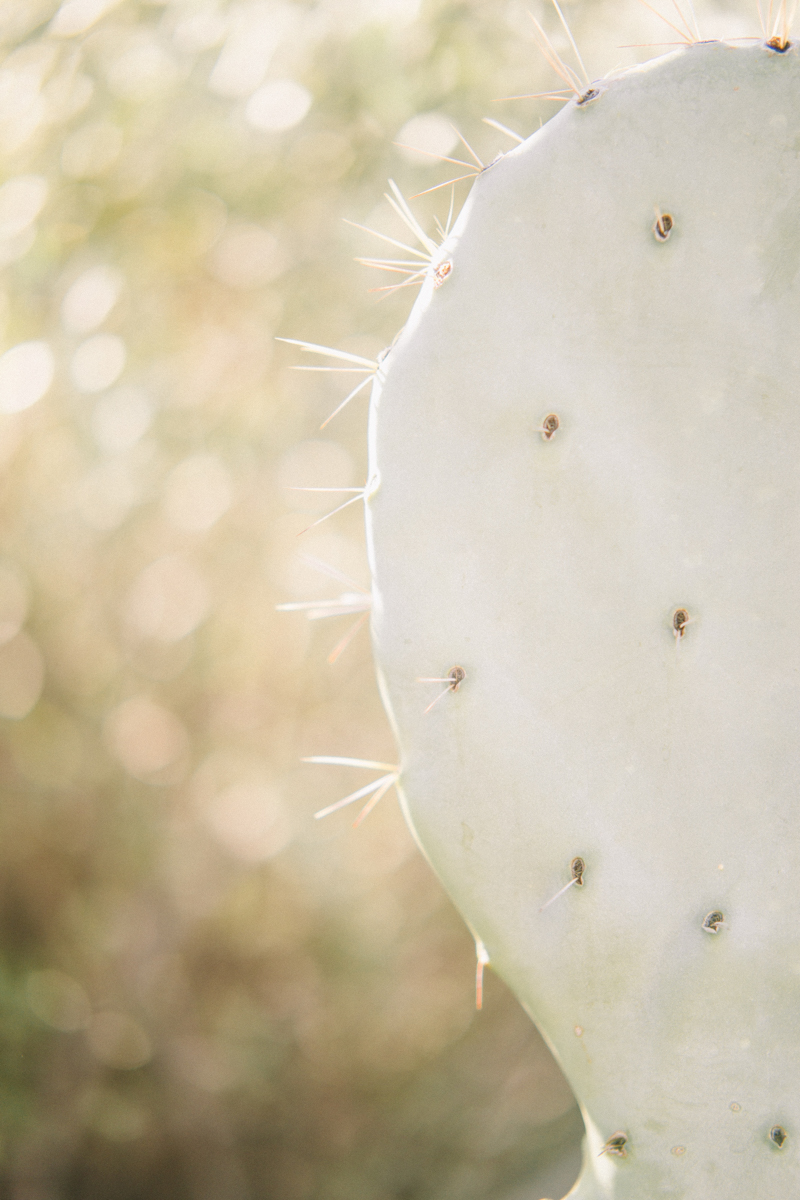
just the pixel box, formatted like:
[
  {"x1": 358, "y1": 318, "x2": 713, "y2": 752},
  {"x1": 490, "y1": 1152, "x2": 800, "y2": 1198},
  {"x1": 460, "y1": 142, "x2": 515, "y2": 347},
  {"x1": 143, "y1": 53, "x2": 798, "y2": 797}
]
[{"x1": 363, "y1": 39, "x2": 800, "y2": 1200}]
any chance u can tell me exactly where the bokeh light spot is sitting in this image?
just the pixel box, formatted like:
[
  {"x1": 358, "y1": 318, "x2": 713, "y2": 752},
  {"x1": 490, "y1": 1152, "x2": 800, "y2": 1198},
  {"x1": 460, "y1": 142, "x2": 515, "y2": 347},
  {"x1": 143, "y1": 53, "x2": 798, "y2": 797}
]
[
  {"x1": 8, "y1": 700, "x2": 86, "y2": 789},
  {"x1": 396, "y1": 112, "x2": 460, "y2": 164},
  {"x1": 245, "y1": 80, "x2": 312, "y2": 132},
  {"x1": 171, "y1": 1034, "x2": 239, "y2": 1093},
  {"x1": 203, "y1": 779, "x2": 291, "y2": 861},
  {"x1": 0, "y1": 631, "x2": 44, "y2": 718},
  {"x1": 26, "y1": 969, "x2": 91, "y2": 1032},
  {"x1": 276, "y1": 439, "x2": 355, "y2": 510},
  {"x1": 70, "y1": 333, "x2": 126, "y2": 392},
  {"x1": 0, "y1": 340, "x2": 54, "y2": 413},
  {"x1": 207, "y1": 222, "x2": 289, "y2": 289},
  {"x1": 0, "y1": 174, "x2": 47, "y2": 238},
  {"x1": 172, "y1": 10, "x2": 228, "y2": 54},
  {"x1": 91, "y1": 385, "x2": 152, "y2": 452},
  {"x1": 60, "y1": 119, "x2": 123, "y2": 178},
  {"x1": 162, "y1": 453, "x2": 232, "y2": 531},
  {"x1": 124, "y1": 554, "x2": 210, "y2": 642},
  {"x1": 0, "y1": 54, "x2": 48, "y2": 153},
  {"x1": 288, "y1": 129, "x2": 353, "y2": 181},
  {"x1": 76, "y1": 457, "x2": 144, "y2": 530},
  {"x1": 87, "y1": 1011, "x2": 152, "y2": 1069},
  {"x1": 50, "y1": 0, "x2": 123, "y2": 38},
  {"x1": 89, "y1": 1091, "x2": 150, "y2": 1141},
  {"x1": 0, "y1": 560, "x2": 29, "y2": 644},
  {"x1": 61, "y1": 264, "x2": 124, "y2": 334},
  {"x1": 105, "y1": 37, "x2": 179, "y2": 101},
  {"x1": 104, "y1": 695, "x2": 189, "y2": 780},
  {"x1": 191, "y1": 751, "x2": 292, "y2": 862},
  {"x1": 208, "y1": 3, "x2": 294, "y2": 98}
]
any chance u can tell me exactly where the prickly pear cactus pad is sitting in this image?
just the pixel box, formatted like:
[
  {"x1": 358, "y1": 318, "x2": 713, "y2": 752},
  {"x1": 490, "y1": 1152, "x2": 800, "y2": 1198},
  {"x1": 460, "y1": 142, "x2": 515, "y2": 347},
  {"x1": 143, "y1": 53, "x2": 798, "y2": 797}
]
[{"x1": 364, "y1": 38, "x2": 800, "y2": 1200}]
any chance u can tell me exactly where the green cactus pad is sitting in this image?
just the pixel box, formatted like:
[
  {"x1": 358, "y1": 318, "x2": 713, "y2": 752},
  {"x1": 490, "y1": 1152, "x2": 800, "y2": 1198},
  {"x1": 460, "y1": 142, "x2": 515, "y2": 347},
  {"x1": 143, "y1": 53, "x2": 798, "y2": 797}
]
[{"x1": 366, "y1": 39, "x2": 800, "y2": 1198}]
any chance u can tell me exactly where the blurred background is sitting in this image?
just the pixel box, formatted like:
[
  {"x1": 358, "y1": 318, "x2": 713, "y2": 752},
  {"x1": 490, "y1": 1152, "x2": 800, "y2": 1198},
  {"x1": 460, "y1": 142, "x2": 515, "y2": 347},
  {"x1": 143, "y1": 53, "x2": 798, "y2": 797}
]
[{"x1": 0, "y1": 0, "x2": 758, "y2": 1196}]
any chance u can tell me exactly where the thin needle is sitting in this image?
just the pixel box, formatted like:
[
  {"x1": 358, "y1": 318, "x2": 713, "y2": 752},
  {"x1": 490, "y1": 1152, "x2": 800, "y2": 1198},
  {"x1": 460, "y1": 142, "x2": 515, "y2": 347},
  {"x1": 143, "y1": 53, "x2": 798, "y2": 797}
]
[
  {"x1": 540, "y1": 858, "x2": 586, "y2": 911},
  {"x1": 356, "y1": 258, "x2": 430, "y2": 268},
  {"x1": 276, "y1": 595, "x2": 370, "y2": 617},
  {"x1": 294, "y1": 365, "x2": 374, "y2": 373},
  {"x1": 298, "y1": 555, "x2": 368, "y2": 593},
  {"x1": 303, "y1": 756, "x2": 397, "y2": 769},
  {"x1": 344, "y1": 219, "x2": 430, "y2": 260},
  {"x1": 327, "y1": 611, "x2": 370, "y2": 664},
  {"x1": 540, "y1": 877, "x2": 578, "y2": 912},
  {"x1": 635, "y1": 0, "x2": 692, "y2": 42},
  {"x1": 551, "y1": 0, "x2": 591, "y2": 86},
  {"x1": 527, "y1": 10, "x2": 583, "y2": 94},
  {"x1": 475, "y1": 937, "x2": 490, "y2": 1010},
  {"x1": 493, "y1": 90, "x2": 573, "y2": 102},
  {"x1": 276, "y1": 338, "x2": 377, "y2": 368},
  {"x1": 482, "y1": 117, "x2": 524, "y2": 143},
  {"x1": 386, "y1": 180, "x2": 438, "y2": 255},
  {"x1": 361, "y1": 263, "x2": 425, "y2": 277},
  {"x1": 669, "y1": 0, "x2": 696, "y2": 40},
  {"x1": 298, "y1": 491, "x2": 364, "y2": 535},
  {"x1": 678, "y1": 0, "x2": 702, "y2": 40},
  {"x1": 451, "y1": 125, "x2": 485, "y2": 169},
  {"x1": 685, "y1": 0, "x2": 702, "y2": 39},
  {"x1": 411, "y1": 173, "x2": 481, "y2": 199},
  {"x1": 352, "y1": 774, "x2": 397, "y2": 826},
  {"x1": 417, "y1": 665, "x2": 466, "y2": 713},
  {"x1": 422, "y1": 686, "x2": 452, "y2": 714},
  {"x1": 443, "y1": 184, "x2": 456, "y2": 236},
  {"x1": 320, "y1": 374, "x2": 374, "y2": 430},
  {"x1": 369, "y1": 277, "x2": 426, "y2": 298},
  {"x1": 394, "y1": 143, "x2": 478, "y2": 169},
  {"x1": 313, "y1": 772, "x2": 397, "y2": 819}
]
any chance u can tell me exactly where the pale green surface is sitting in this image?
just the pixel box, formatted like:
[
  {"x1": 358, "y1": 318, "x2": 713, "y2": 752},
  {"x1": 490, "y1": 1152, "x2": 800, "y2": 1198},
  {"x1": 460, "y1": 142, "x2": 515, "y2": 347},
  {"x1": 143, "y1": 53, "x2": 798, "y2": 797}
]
[{"x1": 369, "y1": 40, "x2": 800, "y2": 1198}]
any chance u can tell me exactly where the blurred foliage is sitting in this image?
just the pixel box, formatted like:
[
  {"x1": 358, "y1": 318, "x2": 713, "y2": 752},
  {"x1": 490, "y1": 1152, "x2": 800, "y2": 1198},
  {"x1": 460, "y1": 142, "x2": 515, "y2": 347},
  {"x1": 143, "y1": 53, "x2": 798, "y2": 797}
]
[{"x1": 0, "y1": 0, "x2": 759, "y2": 1196}]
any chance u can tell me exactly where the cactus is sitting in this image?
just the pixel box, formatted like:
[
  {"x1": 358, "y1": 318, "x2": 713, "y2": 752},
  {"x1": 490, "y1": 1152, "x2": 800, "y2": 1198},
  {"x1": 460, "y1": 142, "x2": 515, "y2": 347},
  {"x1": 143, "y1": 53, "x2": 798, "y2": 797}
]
[{"x1": 299, "y1": 10, "x2": 800, "y2": 1198}]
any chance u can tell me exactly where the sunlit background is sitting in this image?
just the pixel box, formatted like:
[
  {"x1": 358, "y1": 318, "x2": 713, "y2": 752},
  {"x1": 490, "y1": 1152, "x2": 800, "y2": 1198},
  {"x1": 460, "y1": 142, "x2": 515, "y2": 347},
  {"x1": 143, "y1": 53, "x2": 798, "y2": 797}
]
[{"x1": 0, "y1": 0, "x2": 760, "y2": 1195}]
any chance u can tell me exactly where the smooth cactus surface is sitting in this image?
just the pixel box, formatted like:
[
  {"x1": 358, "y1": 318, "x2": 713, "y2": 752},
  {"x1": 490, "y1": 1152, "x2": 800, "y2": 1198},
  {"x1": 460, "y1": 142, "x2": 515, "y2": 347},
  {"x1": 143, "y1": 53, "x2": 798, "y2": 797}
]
[{"x1": 364, "y1": 39, "x2": 800, "y2": 1199}]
